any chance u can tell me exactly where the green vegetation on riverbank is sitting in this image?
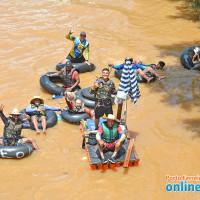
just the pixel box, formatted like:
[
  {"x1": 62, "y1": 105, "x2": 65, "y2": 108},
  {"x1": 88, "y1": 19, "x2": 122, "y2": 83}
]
[
  {"x1": 176, "y1": 0, "x2": 200, "y2": 21},
  {"x1": 189, "y1": 0, "x2": 200, "y2": 19}
]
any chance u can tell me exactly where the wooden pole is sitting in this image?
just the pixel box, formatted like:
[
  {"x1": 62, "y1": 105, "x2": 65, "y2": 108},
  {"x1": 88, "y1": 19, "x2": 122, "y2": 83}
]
[
  {"x1": 117, "y1": 103, "x2": 123, "y2": 120},
  {"x1": 124, "y1": 98, "x2": 127, "y2": 127}
]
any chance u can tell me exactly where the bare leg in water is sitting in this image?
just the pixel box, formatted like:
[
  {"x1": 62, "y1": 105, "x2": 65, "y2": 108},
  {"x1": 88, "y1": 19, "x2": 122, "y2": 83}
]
[
  {"x1": 31, "y1": 116, "x2": 40, "y2": 134},
  {"x1": 22, "y1": 137, "x2": 39, "y2": 150},
  {"x1": 135, "y1": 68, "x2": 153, "y2": 83},
  {"x1": 135, "y1": 67, "x2": 165, "y2": 83},
  {"x1": 40, "y1": 116, "x2": 47, "y2": 134},
  {"x1": 143, "y1": 67, "x2": 165, "y2": 80}
]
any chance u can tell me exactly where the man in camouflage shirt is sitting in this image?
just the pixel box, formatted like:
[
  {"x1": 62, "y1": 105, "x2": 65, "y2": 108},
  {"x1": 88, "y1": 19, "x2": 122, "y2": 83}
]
[
  {"x1": 0, "y1": 105, "x2": 39, "y2": 150},
  {"x1": 90, "y1": 68, "x2": 117, "y2": 129}
]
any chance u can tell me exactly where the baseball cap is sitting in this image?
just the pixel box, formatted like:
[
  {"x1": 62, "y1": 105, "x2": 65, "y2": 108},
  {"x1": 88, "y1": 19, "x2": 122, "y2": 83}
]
[
  {"x1": 80, "y1": 31, "x2": 86, "y2": 36},
  {"x1": 65, "y1": 61, "x2": 72, "y2": 67}
]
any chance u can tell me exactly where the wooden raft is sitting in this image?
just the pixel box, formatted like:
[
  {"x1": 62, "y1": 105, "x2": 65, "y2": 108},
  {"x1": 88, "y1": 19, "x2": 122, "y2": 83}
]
[{"x1": 80, "y1": 120, "x2": 140, "y2": 170}]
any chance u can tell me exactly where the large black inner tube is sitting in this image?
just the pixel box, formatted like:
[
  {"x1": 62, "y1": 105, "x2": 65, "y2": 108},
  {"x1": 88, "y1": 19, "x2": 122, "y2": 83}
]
[
  {"x1": 0, "y1": 137, "x2": 34, "y2": 159},
  {"x1": 40, "y1": 72, "x2": 81, "y2": 95},
  {"x1": 81, "y1": 87, "x2": 96, "y2": 101},
  {"x1": 20, "y1": 109, "x2": 57, "y2": 130},
  {"x1": 76, "y1": 89, "x2": 96, "y2": 109},
  {"x1": 180, "y1": 46, "x2": 200, "y2": 70},
  {"x1": 61, "y1": 110, "x2": 90, "y2": 124},
  {"x1": 114, "y1": 69, "x2": 156, "y2": 83},
  {"x1": 40, "y1": 72, "x2": 66, "y2": 95},
  {"x1": 56, "y1": 62, "x2": 95, "y2": 73},
  {"x1": 79, "y1": 87, "x2": 114, "y2": 105}
]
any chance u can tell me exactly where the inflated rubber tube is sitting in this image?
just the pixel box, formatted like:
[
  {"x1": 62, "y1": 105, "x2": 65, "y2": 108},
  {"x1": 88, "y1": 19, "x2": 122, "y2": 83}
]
[
  {"x1": 80, "y1": 87, "x2": 114, "y2": 105},
  {"x1": 82, "y1": 87, "x2": 96, "y2": 101},
  {"x1": 40, "y1": 72, "x2": 81, "y2": 95},
  {"x1": 0, "y1": 137, "x2": 34, "y2": 159},
  {"x1": 56, "y1": 62, "x2": 95, "y2": 73},
  {"x1": 40, "y1": 72, "x2": 66, "y2": 95},
  {"x1": 180, "y1": 46, "x2": 200, "y2": 70},
  {"x1": 114, "y1": 69, "x2": 156, "y2": 83},
  {"x1": 76, "y1": 89, "x2": 96, "y2": 109},
  {"x1": 61, "y1": 110, "x2": 90, "y2": 124},
  {"x1": 20, "y1": 109, "x2": 57, "y2": 130}
]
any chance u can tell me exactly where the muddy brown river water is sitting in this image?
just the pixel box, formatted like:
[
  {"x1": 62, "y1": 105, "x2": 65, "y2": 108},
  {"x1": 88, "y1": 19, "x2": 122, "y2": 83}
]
[{"x1": 0, "y1": 0, "x2": 200, "y2": 199}]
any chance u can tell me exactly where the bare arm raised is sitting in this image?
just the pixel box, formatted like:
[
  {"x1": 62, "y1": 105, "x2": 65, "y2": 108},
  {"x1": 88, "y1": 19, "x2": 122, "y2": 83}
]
[{"x1": 0, "y1": 104, "x2": 9, "y2": 126}]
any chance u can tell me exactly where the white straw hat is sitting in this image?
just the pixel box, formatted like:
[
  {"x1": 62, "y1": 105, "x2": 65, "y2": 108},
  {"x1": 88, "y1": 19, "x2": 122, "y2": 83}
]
[
  {"x1": 30, "y1": 96, "x2": 44, "y2": 104},
  {"x1": 9, "y1": 108, "x2": 22, "y2": 115},
  {"x1": 102, "y1": 114, "x2": 120, "y2": 122}
]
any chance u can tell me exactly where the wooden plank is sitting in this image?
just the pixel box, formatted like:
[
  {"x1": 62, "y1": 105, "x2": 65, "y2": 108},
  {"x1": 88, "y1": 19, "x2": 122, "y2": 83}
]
[
  {"x1": 132, "y1": 145, "x2": 140, "y2": 166},
  {"x1": 123, "y1": 139, "x2": 134, "y2": 168},
  {"x1": 85, "y1": 141, "x2": 92, "y2": 166}
]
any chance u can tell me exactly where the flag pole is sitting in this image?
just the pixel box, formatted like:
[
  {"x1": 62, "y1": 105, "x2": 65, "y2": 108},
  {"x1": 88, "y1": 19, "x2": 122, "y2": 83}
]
[{"x1": 124, "y1": 97, "x2": 127, "y2": 127}]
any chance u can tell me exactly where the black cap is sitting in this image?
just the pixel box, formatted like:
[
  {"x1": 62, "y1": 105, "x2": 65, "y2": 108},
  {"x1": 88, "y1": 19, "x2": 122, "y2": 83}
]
[
  {"x1": 65, "y1": 61, "x2": 72, "y2": 67},
  {"x1": 80, "y1": 31, "x2": 86, "y2": 36},
  {"x1": 125, "y1": 57, "x2": 133, "y2": 63}
]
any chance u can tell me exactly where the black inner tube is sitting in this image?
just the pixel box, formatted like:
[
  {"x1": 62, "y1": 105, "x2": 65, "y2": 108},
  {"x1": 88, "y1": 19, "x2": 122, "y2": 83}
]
[
  {"x1": 78, "y1": 87, "x2": 114, "y2": 105},
  {"x1": 20, "y1": 109, "x2": 57, "y2": 130},
  {"x1": 61, "y1": 110, "x2": 90, "y2": 124},
  {"x1": 0, "y1": 137, "x2": 34, "y2": 159},
  {"x1": 81, "y1": 87, "x2": 96, "y2": 101},
  {"x1": 76, "y1": 89, "x2": 96, "y2": 109},
  {"x1": 56, "y1": 62, "x2": 95, "y2": 73},
  {"x1": 40, "y1": 72, "x2": 66, "y2": 95},
  {"x1": 40, "y1": 72, "x2": 81, "y2": 95},
  {"x1": 180, "y1": 46, "x2": 200, "y2": 70}
]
